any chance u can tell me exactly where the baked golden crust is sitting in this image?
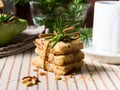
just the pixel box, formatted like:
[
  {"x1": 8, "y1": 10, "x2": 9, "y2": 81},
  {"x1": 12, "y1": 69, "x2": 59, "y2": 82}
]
[
  {"x1": 35, "y1": 48, "x2": 84, "y2": 66},
  {"x1": 34, "y1": 38, "x2": 84, "y2": 55},
  {"x1": 32, "y1": 56, "x2": 83, "y2": 75},
  {"x1": 32, "y1": 37, "x2": 84, "y2": 75}
]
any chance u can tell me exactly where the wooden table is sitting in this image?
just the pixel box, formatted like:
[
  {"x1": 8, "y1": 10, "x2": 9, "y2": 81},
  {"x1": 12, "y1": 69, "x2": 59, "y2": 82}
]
[{"x1": 0, "y1": 48, "x2": 120, "y2": 90}]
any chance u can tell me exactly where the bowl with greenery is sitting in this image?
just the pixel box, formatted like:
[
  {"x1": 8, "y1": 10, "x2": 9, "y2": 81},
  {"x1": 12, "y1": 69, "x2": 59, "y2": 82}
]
[{"x1": 0, "y1": 0, "x2": 28, "y2": 47}]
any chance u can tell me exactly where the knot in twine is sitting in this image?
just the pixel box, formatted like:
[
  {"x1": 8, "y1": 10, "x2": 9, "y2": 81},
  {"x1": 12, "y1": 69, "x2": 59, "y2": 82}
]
[{"x1": 39, "y1": 26, "x2": 80, "y2": 42}]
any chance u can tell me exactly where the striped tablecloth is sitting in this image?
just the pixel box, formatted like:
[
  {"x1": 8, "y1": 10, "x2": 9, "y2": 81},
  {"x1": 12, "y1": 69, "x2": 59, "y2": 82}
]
[{"x1": 0, "y1": 48, "x2": 120, "y2": 90}]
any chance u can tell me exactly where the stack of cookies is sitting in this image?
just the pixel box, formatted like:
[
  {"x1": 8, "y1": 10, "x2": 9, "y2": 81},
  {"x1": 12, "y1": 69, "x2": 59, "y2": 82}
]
[{"x1": 32, "y1": 37, "x2": 84, "y2": 75}]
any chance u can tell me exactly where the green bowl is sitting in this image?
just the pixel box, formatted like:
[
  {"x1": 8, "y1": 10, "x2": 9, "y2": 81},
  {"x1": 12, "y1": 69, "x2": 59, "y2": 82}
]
[{"x1": 0, "y1": 19, "x2": 28, "y2": 46}]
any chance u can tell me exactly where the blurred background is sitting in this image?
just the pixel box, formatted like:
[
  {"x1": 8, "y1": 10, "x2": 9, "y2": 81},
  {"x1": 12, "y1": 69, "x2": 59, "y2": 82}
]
[{"x1": 2, "y1": 0, "x2": 118, "y2": 28}]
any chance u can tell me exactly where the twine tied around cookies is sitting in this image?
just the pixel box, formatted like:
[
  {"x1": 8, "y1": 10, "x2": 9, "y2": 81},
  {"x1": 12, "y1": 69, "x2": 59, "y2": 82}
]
[{"x1": 37, "y1": 26, "x2": 80, "y2": 70}]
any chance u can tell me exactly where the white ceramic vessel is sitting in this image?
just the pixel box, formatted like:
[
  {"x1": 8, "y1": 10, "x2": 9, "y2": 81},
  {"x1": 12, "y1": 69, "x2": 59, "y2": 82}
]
[{"x1": 92, "y1": 1, "x2": 120, "y2": 51}]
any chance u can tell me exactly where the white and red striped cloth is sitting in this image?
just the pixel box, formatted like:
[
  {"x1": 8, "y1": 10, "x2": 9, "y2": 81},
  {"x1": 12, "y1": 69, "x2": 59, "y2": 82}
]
[{"x1": 0, "y1": 48, "x2": 120, "y2": 90}]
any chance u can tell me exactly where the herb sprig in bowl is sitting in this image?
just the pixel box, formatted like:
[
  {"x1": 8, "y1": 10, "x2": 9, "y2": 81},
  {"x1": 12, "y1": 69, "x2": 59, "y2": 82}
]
[{"x1": 0, "y1": 1, "x2": 28, "y2": 46}]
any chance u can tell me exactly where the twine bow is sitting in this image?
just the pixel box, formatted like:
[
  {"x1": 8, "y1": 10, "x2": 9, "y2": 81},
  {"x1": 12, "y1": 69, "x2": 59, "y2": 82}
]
[{"x1": 39, "y1": 26, "x2": 80, "y2": 47}]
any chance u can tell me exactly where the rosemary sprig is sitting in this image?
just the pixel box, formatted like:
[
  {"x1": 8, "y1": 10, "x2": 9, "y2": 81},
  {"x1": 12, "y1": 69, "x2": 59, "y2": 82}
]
[
  {"x1": 32, "y1": 0, "x2": 88, "y2": 32},
  {"x1": 45, "y1": 17, "x2": 66, "y2": 48},
  {"x1": 45, "y1": 16, "x2": 78, "y2": 48},
  {"x1": 76, "y1": 27, "x2": 92, "y2": 45},
  {"x1": 43, "y1": 17, "x2": 92, "y2": 48}
]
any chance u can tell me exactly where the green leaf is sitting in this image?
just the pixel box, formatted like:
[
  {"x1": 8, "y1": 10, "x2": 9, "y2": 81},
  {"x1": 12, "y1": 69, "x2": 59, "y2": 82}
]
[
  {"x1": 77, "y1": 27, "x2": 92, "y2": 44},
  {"x1": 0, "y1": 14, "x2": 17, "y2": 24}
]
